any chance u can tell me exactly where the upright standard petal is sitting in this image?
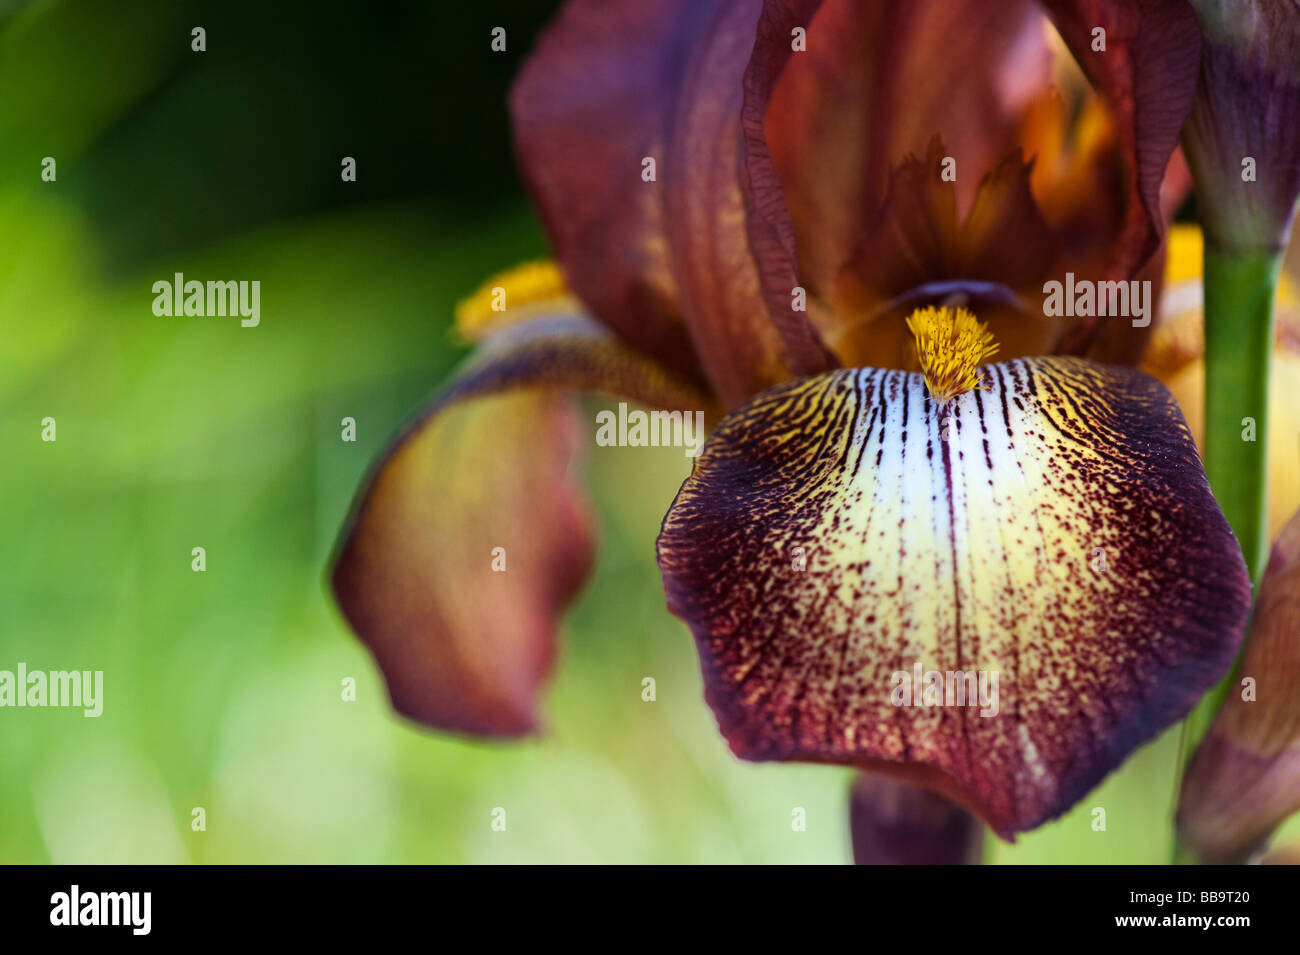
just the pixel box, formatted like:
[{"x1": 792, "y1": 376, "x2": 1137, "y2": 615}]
[
  {"x1": 511, "y1": 0, "x2": 827, "y2": 404},
  {"x1": 1042, "y1": 0, "x2": 1203, "y2": 278},
  {"x1": 509, "y1": 0, "x2": 700, "y2": 381},
  {"x1": 1178, "y1": 506, "x2": 1300, "y2": 863},
  {"x1": 833, "y1": 142, "x2": 1062, "y2": 368},
  {"x1": 657, "y1": 358, "x2": 1250, "y2": 835},
  {"x1": 333, "y1": 320, "x2": 713, "y2": 736},
  {"x1": 743, "y1": 0, "x2": 1053, "y2": 303},
  {"x1": 665, "y1": 0, "x2": 810, "y2": 405},
  {"x1": 849, "y1": 773, "x2": 983, "y2": 865}
]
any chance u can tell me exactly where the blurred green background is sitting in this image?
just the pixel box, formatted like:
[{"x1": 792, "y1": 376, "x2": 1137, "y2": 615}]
[{"x1": 3, "y1": 0, "x2": 1289, "y2": 864}]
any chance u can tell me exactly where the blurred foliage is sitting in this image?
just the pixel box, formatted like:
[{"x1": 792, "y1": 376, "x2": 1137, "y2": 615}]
[{"x1": 3, "y1": 0, "x2": 1293, "y2": 864}]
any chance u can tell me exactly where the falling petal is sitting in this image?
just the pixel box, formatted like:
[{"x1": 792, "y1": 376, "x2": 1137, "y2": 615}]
[
  {"x1": 658, "y1": 357, "x2": 1249, "y2": 836},
  {"x1": 333, "y1": 321, "x2": 713, "y2": 736}
]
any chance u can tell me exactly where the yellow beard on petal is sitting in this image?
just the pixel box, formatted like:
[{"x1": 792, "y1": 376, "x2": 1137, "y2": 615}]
[
  {"x1": 454, "y1": 260, "x2": 571, "y2": 340},
  {"x1": 905, "y1": 306, "x2": 1000, "y2": 406}
]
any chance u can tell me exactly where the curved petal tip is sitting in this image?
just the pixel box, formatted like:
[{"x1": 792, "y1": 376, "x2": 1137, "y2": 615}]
[{"x1": 332, "y1": 390, "x2": 593, "y2": 737}]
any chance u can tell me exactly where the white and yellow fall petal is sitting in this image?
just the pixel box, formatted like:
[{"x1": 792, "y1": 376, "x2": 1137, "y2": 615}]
[{"x1": 656, "y1": 357, "x2": 1250, "y2": 836}]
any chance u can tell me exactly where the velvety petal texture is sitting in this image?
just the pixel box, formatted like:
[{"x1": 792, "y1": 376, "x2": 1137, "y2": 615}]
[
  {"x1": 333, "y1": 322, "x2": 713, "y2": 736},
  {"x1": 1178, "y1": 506, "x2": 1300, "y2": 863},
  {"x1": 657, "y1": 358, "x2": 1250, "y2": 835},
  {"x1": 850, "y1": 773, "x2": 983, "y2": 865}
]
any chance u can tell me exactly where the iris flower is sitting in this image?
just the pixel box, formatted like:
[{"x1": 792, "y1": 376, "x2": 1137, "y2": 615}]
[{"x1": 331, "y1": 0, "x2": 1256, "y2": 851}]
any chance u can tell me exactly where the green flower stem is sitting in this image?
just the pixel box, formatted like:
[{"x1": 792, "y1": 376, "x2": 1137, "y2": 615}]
[
  {"x1": 1171, "y1": 244, "x2": 1281, "y2": 865},
  {"x1": 1202, "y1": 246, "x2": 1281, "y2": 580}
]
